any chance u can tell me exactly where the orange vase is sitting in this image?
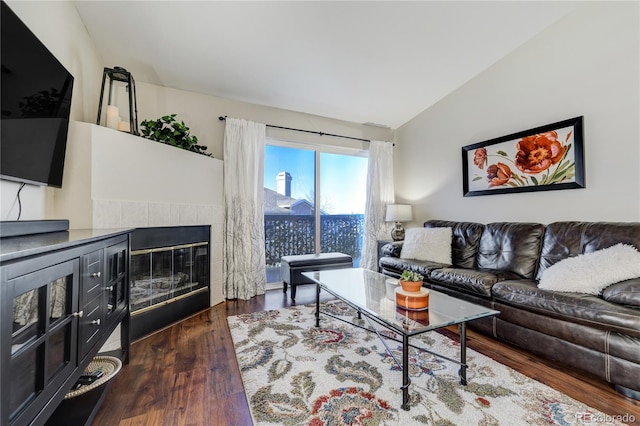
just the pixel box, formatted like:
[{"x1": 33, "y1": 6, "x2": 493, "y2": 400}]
[{"x1": 400, "y1": 280, "x2": 422, "y2": 292}]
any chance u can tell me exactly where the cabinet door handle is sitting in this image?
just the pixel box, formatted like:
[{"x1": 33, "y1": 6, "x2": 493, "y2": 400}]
[
  {"x1": 72, "y1": 310, "x2": 84, "y2": 318},
  {"x1": 106, "y1": 285, "x2": 113, "y2": 291},
  {"x1": 91, "y1": 319, "x2": 101, "y2": 325},
  {"x1": 90, "y1": 272, "x2": 101, "y2": 278}
]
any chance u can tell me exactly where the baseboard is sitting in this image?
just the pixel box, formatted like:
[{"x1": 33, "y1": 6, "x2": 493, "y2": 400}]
[{"x1": 266, "y1": 281, "x2": 283, "y2": 291}]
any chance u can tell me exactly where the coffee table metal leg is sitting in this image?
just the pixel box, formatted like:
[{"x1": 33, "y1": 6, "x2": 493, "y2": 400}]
[
  {"x1": 401, "y1": 333, "x2": 410, "y2": 410},
  {"x1": 459, "y1": 322, "x2": 467, "y2": 385},
  {"x1": 315, "y1": 283, "x2": 321, "y2": 327}
]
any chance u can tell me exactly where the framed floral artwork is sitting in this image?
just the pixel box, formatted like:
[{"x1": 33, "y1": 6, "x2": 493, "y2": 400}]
[{"x1": 462, "y1": 116, "x2": 585, "y2": 197}]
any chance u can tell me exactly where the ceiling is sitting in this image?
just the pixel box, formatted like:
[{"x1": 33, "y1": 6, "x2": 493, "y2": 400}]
[{"x1": 74, "y1": 1, "x2": 578, "y2": 129}]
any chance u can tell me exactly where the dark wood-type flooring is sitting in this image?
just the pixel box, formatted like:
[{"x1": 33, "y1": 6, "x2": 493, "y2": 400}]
[{"x1": 93, "y1": 286, "x2": 640, "y2": 425}]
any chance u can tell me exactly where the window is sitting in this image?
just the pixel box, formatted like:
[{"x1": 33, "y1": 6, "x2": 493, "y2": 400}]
[{"x1": 264, "y1": 140, "x2": 368, "y2": 284}]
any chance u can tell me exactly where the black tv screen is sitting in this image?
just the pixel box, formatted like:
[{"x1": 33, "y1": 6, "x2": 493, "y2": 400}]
[{"x1": 1, "y1": 1, "x2": 74, "y2": 188}]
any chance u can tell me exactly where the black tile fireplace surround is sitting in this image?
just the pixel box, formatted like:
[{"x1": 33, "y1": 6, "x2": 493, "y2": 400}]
[{"x1": 130, "y1": 225, "x2": 210, "y2": 341}]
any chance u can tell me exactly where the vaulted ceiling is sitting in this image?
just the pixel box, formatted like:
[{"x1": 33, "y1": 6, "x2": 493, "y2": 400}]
[{"x1": 75, "y1": 1, "x2": 578, "y2": 129}]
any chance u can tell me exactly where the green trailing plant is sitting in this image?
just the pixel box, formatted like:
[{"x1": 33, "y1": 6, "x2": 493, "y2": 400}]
[
  {"x1": 140, "y1": 114, "x2": 211, "y2": 156},
  {"x1": 400, "y1": 270, "x2": 424, "y2": 282}
]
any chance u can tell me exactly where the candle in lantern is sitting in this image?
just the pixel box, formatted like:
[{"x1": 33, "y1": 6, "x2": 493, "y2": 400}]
[
  {"x1": 117, "y1": 119, "x2": 131, "y2": 132},
  {"x1": 106, "y1": 105, "x2": 119, "y2": 129}
]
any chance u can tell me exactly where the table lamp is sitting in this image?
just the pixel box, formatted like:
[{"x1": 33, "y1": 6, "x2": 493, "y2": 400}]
[{"x1": 385, "y1": 204, "x2": 412, "y2": 241}]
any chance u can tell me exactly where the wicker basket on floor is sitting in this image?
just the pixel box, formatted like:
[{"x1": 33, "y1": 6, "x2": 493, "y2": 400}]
[{"x1": 64, "y1": 356, "x2": 122, "y2": 399}]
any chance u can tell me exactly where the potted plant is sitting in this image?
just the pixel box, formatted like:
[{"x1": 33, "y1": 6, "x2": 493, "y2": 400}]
[
  {"x1": 140, "y1": 114, "x2": 211, "y2": 156},
  {"x1": 399, "y1": 270, "x2": 424, "y2": 292}
]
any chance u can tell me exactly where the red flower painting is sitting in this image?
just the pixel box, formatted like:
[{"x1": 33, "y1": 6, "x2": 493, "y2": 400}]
[
  {"x1": 474, "y1": 148, "x2": 487, "y2": 169},
  {"x1": 464, "y1": 120, "x2": 581, "y2": 195},
  {"x1": 486, "y1": 163, "x2": 511, "y2": 187},
  {"x1": 515, "y1": 131, "x2": 568, "y2": 174}
]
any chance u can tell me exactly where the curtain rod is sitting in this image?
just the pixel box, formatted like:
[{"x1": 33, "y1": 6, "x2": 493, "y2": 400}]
[{"x1": 218, "y1": 116, "x2": 372, "y2": 143}]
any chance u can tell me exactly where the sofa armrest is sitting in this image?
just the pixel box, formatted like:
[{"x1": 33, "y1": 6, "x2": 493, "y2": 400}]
[{"x1": 381, "y1": 241, "x2": 403, "y2": 258}]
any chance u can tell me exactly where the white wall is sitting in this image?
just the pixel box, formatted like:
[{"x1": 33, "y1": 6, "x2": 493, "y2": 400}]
[
  {"x1": 136, "y1": 81, "x2": 392, "y2": 160},
  {"x1": 394, "y1": 2, "x2": 640, "y2": 225}
]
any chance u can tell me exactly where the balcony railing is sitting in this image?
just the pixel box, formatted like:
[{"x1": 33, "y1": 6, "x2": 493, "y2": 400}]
[{"x1": 264, "y1": 214, "x2": 364, "y2": 270}]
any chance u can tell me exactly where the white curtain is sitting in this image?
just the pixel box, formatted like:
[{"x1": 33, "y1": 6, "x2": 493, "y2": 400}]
[
  {"x1": 223, "y1": 117, "x2": 267, "y2": 300},
  {"x1": 361, "y1": 140, "x2": 395, "y2": 271}
]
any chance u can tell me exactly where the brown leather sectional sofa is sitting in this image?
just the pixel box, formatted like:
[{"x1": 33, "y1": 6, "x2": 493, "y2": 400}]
[{"x1": 379, "y1": 220, "x2": 640, "y2": 399}]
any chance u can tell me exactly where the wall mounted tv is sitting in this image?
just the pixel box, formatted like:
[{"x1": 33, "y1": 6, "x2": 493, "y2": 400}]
[{"x1": 1, "y1": 1, "x2": 74, "y2": 188}]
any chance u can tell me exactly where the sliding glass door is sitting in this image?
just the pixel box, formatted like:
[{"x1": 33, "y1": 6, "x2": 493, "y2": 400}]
[
  {"x1": 319, "y1": 152, "x2": 367, "y2": 265},
  {"x1": 264, "y1": 141, "x2": 367, "y2": 284}
]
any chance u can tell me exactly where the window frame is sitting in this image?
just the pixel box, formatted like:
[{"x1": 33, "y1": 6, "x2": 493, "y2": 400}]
[{"x1": 264, "y1": 137, "x2": 369, "y2": 272}]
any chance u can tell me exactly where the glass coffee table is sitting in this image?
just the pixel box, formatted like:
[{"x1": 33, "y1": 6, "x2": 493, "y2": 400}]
[{"x1": 303, "y1": 267, "x2": 500, "y2": 410}]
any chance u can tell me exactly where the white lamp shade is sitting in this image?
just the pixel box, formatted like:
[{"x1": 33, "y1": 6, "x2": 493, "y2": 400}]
[{"x1": 385, "y1": 204, "x2": 412, "y2": 222}]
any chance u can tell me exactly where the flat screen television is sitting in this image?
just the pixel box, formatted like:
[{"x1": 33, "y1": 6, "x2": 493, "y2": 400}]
[{"x1": 1, "y1": 1, "x2": 74, "y2": 188}]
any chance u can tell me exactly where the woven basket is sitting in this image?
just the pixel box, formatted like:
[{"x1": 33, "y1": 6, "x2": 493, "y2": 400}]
[{"x1": 64, "y1": 356, "x2": 122, "y2": 399}]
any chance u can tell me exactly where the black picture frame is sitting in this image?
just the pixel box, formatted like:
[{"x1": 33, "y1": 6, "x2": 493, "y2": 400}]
[{"x1": 462, "y1": 116, "x2": 585, "y2": 197}]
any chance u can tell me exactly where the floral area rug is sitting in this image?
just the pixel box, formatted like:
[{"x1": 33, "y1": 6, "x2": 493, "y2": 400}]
[{"x1": 227, "y1": 301, "x2": 627, "y2": 426}]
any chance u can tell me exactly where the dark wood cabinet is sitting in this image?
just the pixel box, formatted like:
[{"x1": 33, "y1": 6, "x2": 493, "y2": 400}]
[{"x1": 0, "y1": 227, "x2": 131, "y2": 426}]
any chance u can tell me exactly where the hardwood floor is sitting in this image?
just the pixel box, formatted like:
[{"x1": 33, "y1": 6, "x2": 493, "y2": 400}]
[{"x1": 93, "y1": 286, "x2": 640, "y2": 425}]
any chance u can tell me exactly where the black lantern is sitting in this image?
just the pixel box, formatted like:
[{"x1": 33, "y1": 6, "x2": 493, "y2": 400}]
[{"x1": 96, "y1": 66, "x2": 139, "y2": 135}]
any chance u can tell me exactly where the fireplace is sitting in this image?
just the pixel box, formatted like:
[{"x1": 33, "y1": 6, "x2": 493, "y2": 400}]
[{"x1": 130, "y1": 226, "x2": 210, "y2": 340}]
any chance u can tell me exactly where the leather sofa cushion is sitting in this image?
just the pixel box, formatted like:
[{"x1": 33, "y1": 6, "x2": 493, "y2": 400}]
[
  {"x1": 536, "y1": 222, "x2": 640, "y2": 280},
  {"x1": 429, "y1": 267, "x2": 522, "y2": 297},
  {"x1": 424, "y1": 220, "x2": 484, "y2": 269},
  {"x1": 379, "y1": 256, "x2": 446, "y2": 279},
  {"x1": 477, "y1": 222, "x2": 545, "y2": 279},
  {"x1": 492, "y1": 280, "x2": 640, "y2": 337},
  {"x1": 602, "y1": 278, "x2": 640, "y2": 307}
]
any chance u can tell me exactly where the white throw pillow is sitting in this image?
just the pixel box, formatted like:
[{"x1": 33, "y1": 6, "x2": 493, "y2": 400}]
[
  {"x1": 400, "y1": 227, "x2": 452, "y2": 264},
  {"x1": 538, "y1": 243, "x2": 640, "y2": 295}
]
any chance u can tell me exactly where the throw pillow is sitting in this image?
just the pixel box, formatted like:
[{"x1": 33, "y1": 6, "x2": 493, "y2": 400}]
[
  {"x1": 538, "y1": 243, "x2": 640, "y2": 295},
  {"x1": 400, "y1": 227, "x2": 452, "y2": 264}
]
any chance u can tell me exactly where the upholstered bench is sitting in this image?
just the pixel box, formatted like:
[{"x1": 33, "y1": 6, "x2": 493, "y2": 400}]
[{"x1": 281, "y1": 252, "x2": 353, "y2": 300}]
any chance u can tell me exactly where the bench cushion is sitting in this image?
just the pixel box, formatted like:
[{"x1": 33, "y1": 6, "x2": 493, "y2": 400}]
[
  {"x1": 281, "y1": 252, "x2": 352, "y2": 286},
  {"x1": 281, "y1": 252, "x2": 352, "y2": 267}
]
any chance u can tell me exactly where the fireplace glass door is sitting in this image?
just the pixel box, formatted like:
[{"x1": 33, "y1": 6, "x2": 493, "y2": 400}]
[{"x1": 130, "y1": 242, "x2": 208, "y2": 314}]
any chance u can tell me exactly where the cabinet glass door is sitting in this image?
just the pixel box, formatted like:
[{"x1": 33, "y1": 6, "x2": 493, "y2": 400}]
[
  {"x1": 106, "y1": 241, "x2": 128, "y2": 322},
  {"x1": 8, "y1": 260, "x2": 78, "y2": 422}
]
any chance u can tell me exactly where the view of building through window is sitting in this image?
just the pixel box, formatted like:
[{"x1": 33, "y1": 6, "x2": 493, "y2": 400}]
[{"x1": 264, "y1": 143, "x2": 368, "y2": 283}]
